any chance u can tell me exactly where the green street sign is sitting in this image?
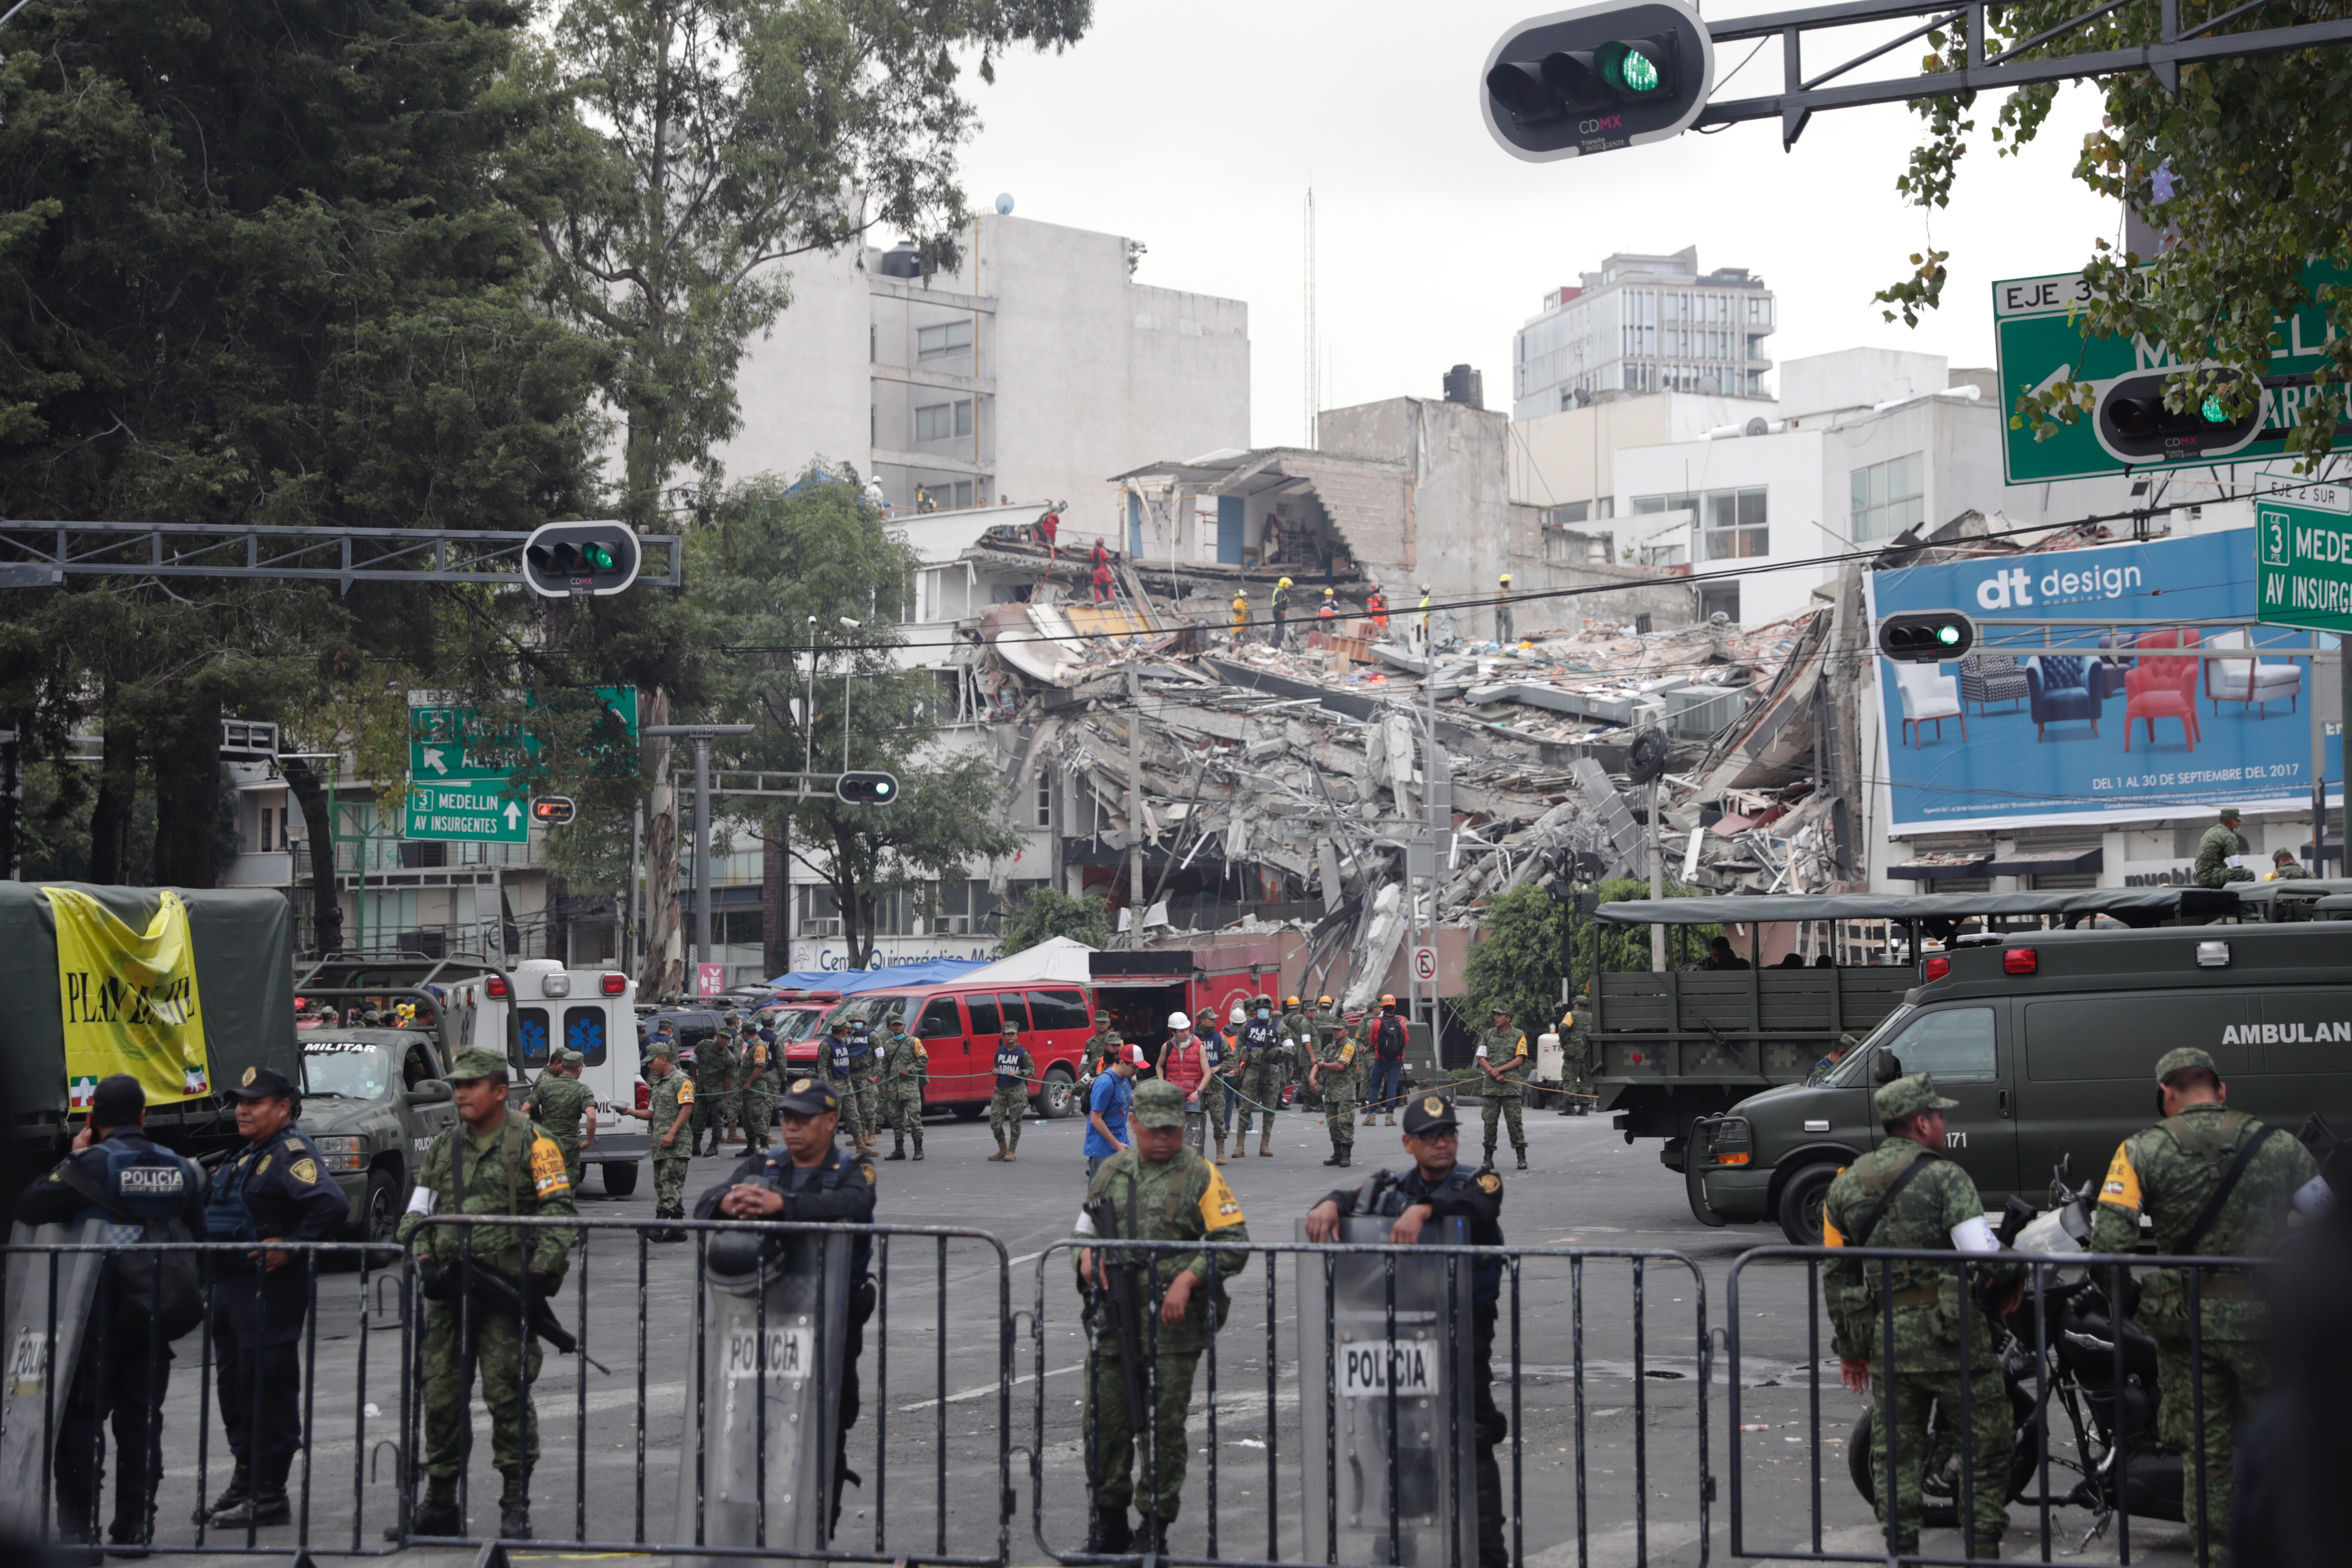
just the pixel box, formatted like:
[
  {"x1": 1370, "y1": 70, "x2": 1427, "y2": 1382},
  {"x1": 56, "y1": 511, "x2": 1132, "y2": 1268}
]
[
  {"x1": 407, "y1": 686, "x2": 639, "y2": 785},
  {"x1": 2257, "y1": 499, "x2": 2352, "y2": 633},
  {"x1": 404, "y1": 781, "x2": 530, "y2": 843},
  {"x1": 1994, "y1": 261, "x2": 2350, "y2": 484}
]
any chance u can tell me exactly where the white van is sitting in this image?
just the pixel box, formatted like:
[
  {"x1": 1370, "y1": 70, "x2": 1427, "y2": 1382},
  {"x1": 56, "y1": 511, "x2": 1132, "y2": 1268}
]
[{"x1": 438, "y1": 958, "x2": 648, "y2": 1196}]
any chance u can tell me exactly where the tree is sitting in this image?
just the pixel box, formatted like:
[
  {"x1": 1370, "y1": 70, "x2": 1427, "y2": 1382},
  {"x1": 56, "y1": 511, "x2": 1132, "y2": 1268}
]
[
  {"x1": 998, "y1": 887, "x2": 1110, "y2": 955},
  {"x1": 533, "y1": 0, "x2": 1091, "y2": 523},
  {"x1": 689, "y1": 468, "x2": 1018, "y2": 971},
  {"x1": 1876, "y1": 9, "x2": 2352, "y2": 462},
  {"x1": 1466, "y1": 879, "x2": 1722, "y2": 1032}
]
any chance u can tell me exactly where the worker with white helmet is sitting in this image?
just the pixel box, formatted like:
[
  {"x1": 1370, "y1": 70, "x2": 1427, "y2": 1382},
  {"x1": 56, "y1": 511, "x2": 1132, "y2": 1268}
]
[{"x1": 1156, "y1": 1011, "x2": 1211, "y2": 1155}]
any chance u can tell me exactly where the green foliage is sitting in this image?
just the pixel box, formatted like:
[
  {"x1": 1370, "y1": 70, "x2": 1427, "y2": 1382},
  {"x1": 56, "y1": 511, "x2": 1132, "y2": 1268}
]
[
  {"x1": 1467, "y1": 879, "x2": 1725, "y2": 1032},
  {"x1": 1574, "y1": 877, "x2": 1724, "y2": 977},
  {"x1": 686, "y1": 467, "x2": 1019, "y2": 965},
  {"x1": 998, "y1": 887, "x2": 1111, "y2": 955},
  {"x1": 1878, "y1": 6, "x2": 2352, "y2": 466}
]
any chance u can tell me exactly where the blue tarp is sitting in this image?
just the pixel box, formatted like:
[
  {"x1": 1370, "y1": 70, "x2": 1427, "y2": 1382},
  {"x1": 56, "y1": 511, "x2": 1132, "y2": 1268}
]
[{"x1": 764, "y1": 959, "x2": 991, "y2": 995}]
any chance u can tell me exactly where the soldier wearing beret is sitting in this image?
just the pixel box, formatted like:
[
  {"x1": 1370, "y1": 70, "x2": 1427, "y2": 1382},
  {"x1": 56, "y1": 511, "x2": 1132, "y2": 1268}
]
[
  {"x1": 521, "y1": 1049, "x2": 597, "y2": 1197},
  {"x1": 1822, "y1": 1073, "x2": 2019, "y2": 1561},
  {"x1": 393, "y1": 1047, "x2": 579, "y2": 1541},
  {"x1": 195, "y1": 1065, "x2": 351, "y2": 1529},
  {"x1": 2089, "y1": 1045, "x2": 2319, "y2": 1556},
  {"x1": 1307, "y1": 1093, "x2": 1512, "y2": 1568},
  {"x1": 619, "y1": 1040, "x2": 695, "y2": 1235},
  {"x1": 1072, "y1": 1078, "x2": 1250, "y2": 1556}
]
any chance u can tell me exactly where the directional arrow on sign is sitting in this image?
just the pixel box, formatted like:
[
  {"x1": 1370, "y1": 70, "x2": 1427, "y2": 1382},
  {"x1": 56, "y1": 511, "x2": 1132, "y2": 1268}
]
[
  {"x1": 504, "y1": 800, "x2": 522, "y2": 830},
  {"x1": 423, "y1": 746, "x2": 448, "y2": 776}
]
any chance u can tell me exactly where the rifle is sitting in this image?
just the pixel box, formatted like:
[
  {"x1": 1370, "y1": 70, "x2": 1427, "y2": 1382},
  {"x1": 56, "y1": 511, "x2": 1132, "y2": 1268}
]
[
  {"x1": 1083, "y1": 1194, "x2": 1152, "y2": 1426},
  {"x1": 423, "y1": 1259, "x2": 612, "y2": 1375}
]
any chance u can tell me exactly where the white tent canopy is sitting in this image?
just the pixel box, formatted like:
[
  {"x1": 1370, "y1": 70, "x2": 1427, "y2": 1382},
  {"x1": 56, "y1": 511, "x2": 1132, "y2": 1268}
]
[{"x1": 960, "y1": 935, "x2": 1096, "y2": 988}]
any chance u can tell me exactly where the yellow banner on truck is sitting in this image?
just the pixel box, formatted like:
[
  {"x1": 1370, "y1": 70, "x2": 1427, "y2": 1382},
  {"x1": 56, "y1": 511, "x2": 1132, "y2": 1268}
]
[{"x1": 43, "y1": 887, "x2": 213, "y2": 1108}]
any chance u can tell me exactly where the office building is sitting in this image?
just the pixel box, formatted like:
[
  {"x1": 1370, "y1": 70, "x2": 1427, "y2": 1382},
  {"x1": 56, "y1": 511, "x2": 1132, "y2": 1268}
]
[{"x1": 1512, "y1": 246, "x2": 1776, "y2": 420}]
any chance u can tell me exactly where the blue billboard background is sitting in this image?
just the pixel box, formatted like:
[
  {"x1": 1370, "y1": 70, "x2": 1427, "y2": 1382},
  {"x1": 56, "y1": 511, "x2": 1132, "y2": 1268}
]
[{"x1": 1865, "y1": 528, "x2": 2341, "y2": 833}]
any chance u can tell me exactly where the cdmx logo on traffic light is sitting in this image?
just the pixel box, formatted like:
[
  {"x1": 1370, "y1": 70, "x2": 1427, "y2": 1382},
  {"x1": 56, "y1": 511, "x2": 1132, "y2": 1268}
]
[
  {"x1": 1877, "y1": 612, "x2": 1977, "y2": 663},
  {"x1": 1482, "y1": 0, "x2": 1714, "y2": 161},
  {"x1": 2091, "y1": 369, "x2": 2266, "y2": 466},
  {"x1": 521, "y1": 522, "x2": 641, "y2": 598},
  {"x1": 835, "y1": 772, "x2": 900, "y2": 806}
]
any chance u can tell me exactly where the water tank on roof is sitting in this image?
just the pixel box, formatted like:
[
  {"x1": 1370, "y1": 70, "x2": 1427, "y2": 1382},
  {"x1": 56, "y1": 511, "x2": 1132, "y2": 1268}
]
[
  {"x1": 879, "y1": 242, "x2": 924, "y2": 279},
  {"x1": 1442, "y1": 364, "x2": 1485, "y2": 410}
]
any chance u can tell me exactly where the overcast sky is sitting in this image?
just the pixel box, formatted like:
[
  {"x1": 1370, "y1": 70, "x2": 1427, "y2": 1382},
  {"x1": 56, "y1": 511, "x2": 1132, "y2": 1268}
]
[{"x1": 953, "y1": 0, "x2": 2119, "y2": 448}]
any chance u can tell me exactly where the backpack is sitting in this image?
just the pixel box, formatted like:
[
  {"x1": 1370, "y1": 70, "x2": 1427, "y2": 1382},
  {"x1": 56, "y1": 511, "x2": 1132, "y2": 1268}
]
[{"x1": 59, "y1": 1145, "x2": 206, "y2": 1340}]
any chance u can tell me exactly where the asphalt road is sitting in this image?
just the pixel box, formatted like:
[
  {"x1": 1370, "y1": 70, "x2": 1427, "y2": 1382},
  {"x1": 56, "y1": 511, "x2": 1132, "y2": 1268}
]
[{"x1": 53, "y1": 1100, "x2": 2221, "y2": 1566}]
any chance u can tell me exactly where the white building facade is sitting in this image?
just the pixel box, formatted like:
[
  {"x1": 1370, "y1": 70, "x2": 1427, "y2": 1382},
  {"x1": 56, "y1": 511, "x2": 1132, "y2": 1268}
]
[{"x1": 1511, "y1": 246, "x2": 1776, "y2": 420}]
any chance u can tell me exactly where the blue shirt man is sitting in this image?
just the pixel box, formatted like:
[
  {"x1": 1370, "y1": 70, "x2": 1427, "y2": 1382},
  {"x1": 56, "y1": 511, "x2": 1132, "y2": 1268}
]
[{"x1": 1085, "y1": 1045, "x2": 1143, "y2": 1176}]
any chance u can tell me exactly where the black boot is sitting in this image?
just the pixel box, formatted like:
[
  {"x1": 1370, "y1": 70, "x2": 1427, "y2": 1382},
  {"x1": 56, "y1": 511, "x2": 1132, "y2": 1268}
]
[
  {"x1": 1136, "y1": 1512, "x2": 1170, "y2": 1556},
  {"x1": 1516, "y1": 1152, "x2": 1528, "y2": 1172},
  {"x1": 1085, "y1": 1504, "x2": 1133, "y2": 1554},
  {"x1": 195, "y1": 1460, "x2": 250, "y2": 1525},
  {"x1": 884, "y1": 1146, "x2": 906, "y2": 1161},
  {"x1": 498, "y1": 1467, "x2": 533, "y2": 1540},
  {"x1": 402, "y1": 1473, "x2": 461, "y2": 1539},
  {"x1": 211, "y1": 1452, "x2": 291, "y2": 1528},
  {"x1": 912, "y1": 1146, "x2": 925, "y2": 1161}
]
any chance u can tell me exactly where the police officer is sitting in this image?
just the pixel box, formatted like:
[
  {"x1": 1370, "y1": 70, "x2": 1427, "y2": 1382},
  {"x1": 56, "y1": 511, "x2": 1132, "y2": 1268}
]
[
  {"x1": 394, "y1": 1047, "x2": 579, "y2": 1540},
  {"x1": 738, "y1": 1024, "x2": 779, "y2": 1155},
  {"x1": 1072, "y1": 1079, "x2": 1250, "y2": 1555},
  {"x1": 1307, "y1": 1016, "x2": 1359, "y2": 1167},
  {"x1": 618, "y1": 1040, "x2": 694, "y2": 1236},
  {"x1": 1476, "y1": 1007, "x2": 1532, "y2": 1171},
  {"x1": 1235, "y1": 996, "x2": 1285, "y2": 1157},
  {"x1": 1822, "y1": 1073, "x2": 2018, "y2": 1561},
  {"x1": 521, "y1": 1050, "x2": 597, "y2": 1196},
  {"x1": 2193, "y1": 806, "x2": 2255, "y2": 887},
  {"x1": 2089, "y1": 1045, "x2": 2319, "y2": 1555},
  {"x1": 1306, "y1": 1093, "x2": 1509, "y2": 1568},
  {"x1": 819, "y1": 1018, "x2": 879, "y2": 1157},
  {"x1": 699, "y1": 1078, "x2": 877, "y2": 1537},
  {"x1": 15, "y1": 1074, "x2": 205, "y2": 1553},
  {"x1": 988, "y1": 1022, "x2": 1036, "y2": 1162},
  {"x1": 875, "y1": 1010, "x2": 926, "y2": 1161},
  {"x1": 196, "y1": 1065, "x2": 350, "y2": 1528}
]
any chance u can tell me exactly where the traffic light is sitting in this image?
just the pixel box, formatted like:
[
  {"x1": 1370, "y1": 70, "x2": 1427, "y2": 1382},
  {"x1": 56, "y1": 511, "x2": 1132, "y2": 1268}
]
[
  {"x1": 835, "y1": 771, "x2": 900, "y2": 806},
  {"x1": 531, "y1": 796, "x2": 576, "y2": 826},
  {"x1": 1877, "y1": 611, "x2": 1977, "y2": 663},
  {"x1": 1482, "y1": 0, "x2": 1714, "y2": 161},
  {"x1": 521, "y1": 522, "x2": 641, "y2": 598},
  {"x1": 2092, "y1": 371, "x2": 2265, "y2": 466}
]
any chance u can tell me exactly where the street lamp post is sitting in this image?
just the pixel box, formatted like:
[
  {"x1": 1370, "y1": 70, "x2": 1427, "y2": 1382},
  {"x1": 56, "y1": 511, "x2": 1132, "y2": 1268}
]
[{"x1": 642, "y1": 723, "x2": 755, "y2": 977}]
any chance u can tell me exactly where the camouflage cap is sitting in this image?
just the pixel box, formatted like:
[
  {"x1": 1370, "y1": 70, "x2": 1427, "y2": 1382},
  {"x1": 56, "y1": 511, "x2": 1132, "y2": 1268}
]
[
  {"x1": 1874, "y1": 1072, "x2": 1958, "y2": 1121},
  {"x1": 723, "y1": 1011, "x2": 742, "y2": 1024},
  {"x1": 557, "y1": 1048, "x2": 587, "y2": 1068},
  {"x1": 1101, "y1": 1029, "x2": 1124, "y2": 1045},
  {"x1": 885, "y1": 1009, "x2": 905, "y2": 1025},
  {"x1": 2218, "y1": 805, "x2": 2243, "y2": 821},
  {"x1": 2153, "y1": 1046, "x2": 2220, "y2": 1083},
  {"x1": 1130, "y1": 1078, "x2": 1188, "y2": 1130},
  {"x1": 447, "y1": 1047, "x2": 511, "y2": 1083}
]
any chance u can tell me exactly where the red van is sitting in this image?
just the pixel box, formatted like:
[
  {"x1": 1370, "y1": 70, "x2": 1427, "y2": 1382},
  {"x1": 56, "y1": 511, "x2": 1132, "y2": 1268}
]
[{"x1": 818, "y1": 980, "x2": 1098, "y2": 1118}]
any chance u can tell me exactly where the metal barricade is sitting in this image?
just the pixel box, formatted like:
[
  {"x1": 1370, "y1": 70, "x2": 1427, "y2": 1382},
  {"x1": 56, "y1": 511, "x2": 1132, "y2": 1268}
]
[
  {"x1": 1023, "y1": 1236, "x2": 1712, "y2": 1568},
  {"x1": 0, "y1": 1235, "x2": 410, "y2": 1557},
  {"x1": 401, "y1": 1213, "x2": 1011, "y2": 1565},
  {"x1": 1724, "y1": 1244, "x2": 2275, "y2": 1568}
]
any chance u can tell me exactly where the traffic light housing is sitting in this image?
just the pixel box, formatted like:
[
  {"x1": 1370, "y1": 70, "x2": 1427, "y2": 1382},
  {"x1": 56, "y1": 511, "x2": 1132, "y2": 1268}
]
[
  {"x1": 835, "y1": 771, "x2": 900, "y2": 806},
  {"x1": 1877, "y1": 612, "x2": 1976, "y2": 663},
  {"x1": 1482, "y1": 0, "x2": 1714, "y2": 161},
  {"x1": 531, "y1": 796, "x2": 576, "y2": 826},
  {"x1": 2092, "y1": 370, "x2": 2265, "y2": 466},
  {"x1": 521, "y1": 522, "x2": 641, "y2": 598}
]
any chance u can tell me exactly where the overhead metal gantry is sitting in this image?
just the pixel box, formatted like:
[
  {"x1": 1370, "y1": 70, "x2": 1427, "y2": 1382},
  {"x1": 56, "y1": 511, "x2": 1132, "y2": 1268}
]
[{"x1": 0, "y1": 519, "x2": 682, "y2": 592}]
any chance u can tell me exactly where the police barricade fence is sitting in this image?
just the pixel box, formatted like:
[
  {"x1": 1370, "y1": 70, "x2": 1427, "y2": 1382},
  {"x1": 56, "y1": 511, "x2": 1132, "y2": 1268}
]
[
  {"x1": 1024, "y1": 1234, "x2": 1713, "y2": 1568},
  {"x1": 0, "y1": 1233, "x2": 408, "y2": 1557},
  {"x1": 1724, "y1": 1243, "x2": 2275, "y2": 1568}
]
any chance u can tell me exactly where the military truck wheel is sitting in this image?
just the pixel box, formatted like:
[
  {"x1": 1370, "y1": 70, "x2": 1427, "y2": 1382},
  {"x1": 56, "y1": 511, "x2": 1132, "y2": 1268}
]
[
  {"x1": 1038, "y1": 1066, "x2": 1078, "y2": 1120},
  {"x1": 1685, "y1": 1158, "x2": 1727, "y2": 1228},
  {"x1": 1777, "y1": 1163, "x2": 1840, "y2": 1246},
  {"x1": 362, "y1": 1169, "x2": 401, "y2": 1251},
  {"x1": 600, "y1": 1162, "x2": 639, "y2": 1197}
]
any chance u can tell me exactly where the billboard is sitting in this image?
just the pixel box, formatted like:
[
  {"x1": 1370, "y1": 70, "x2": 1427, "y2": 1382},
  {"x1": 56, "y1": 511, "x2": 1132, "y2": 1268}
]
[{"x1": 1867, "y1": 527, "x2": 2340, "y2": 834}]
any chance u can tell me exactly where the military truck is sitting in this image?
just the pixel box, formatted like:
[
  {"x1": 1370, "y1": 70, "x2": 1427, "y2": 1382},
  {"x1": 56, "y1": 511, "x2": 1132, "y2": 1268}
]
[
  {"x1": 1687, "y1": 919, "x2": 2352, "y2": 1242},
  {"x1": 294, "y1": 1026, "x2": 462, "y2": 1243},
  {"x1": 1581, "y1": 886, "x2": 2240, "y2": 1224}
]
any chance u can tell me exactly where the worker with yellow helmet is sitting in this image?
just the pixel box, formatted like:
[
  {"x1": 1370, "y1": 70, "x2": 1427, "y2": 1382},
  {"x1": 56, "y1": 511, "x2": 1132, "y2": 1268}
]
[
  {"x1": 1271, "y1": 577, "x2": 1294, "y2": 648},
  {"x1": 1229, "y1": 589, "x2": 1249, "y2": 638},
  {"x1": 1495, "y1": 573, "x2": 1515, "y2": 645},
  {"x1": 1280, "y1": 993, "x2": 1315, "y2": 1106}
]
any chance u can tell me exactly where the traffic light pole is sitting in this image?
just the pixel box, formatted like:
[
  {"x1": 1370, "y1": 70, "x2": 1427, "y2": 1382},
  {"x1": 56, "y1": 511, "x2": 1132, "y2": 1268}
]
[
  {"x1": 0, "y1": 519, "x2": 680, "y2": 591},
  {"x1": 642, "y1": 723, "x2": 754, "y2": 975}
]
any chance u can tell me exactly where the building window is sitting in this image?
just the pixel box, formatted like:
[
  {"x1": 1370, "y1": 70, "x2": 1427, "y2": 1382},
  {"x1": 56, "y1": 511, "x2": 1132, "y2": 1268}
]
[
  {"x1": 1542, "y1": 501, "x2": 1590, "y2": 526},
  {"x1": 259, "y1": 806, "x2": 275, "y2": 851},
  {"x1": 1640, "y1": 542, "x2": 1689, "y2": 567},
  {"x1": 1702, "y1": 488, "x2": 1768, "y2": 560},
  {"x1": 1850, "y1": 453, "x2": 1925, "y2": 542},
  {"x1": 1035, "y1": 771, "x2": 1052, "y2": 829},
  {"x1": 1632, "y1": 491, "x2": 1699, "y2": 517},
  {"x1": 1699, "y1": 581, "x2": 1741, "y2": 622},
  {"x1": 796, "y1": 882, "x2": 842, "y2": 936},
  {"x1": 915, "y1": 400, "x2": 973, "y2": 442},
  {"x1": 916, "y1": 319, "x2": 974, "y2": 360}
]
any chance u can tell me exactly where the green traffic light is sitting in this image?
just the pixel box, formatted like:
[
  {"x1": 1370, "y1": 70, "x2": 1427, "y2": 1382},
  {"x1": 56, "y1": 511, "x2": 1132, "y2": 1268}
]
[
  {"x1": 2199, "y1": 393, "x2": 2230, "y2": 424},
  {"x1": 583, "y1": 542, "x2": 616, "y2": 570},
  {"x1": 1936, "y1": 625, "x2": 1960, "y2": 646},
  {"x1": 1600, "y1": 42, "x2": 1663, "y2": 93}
]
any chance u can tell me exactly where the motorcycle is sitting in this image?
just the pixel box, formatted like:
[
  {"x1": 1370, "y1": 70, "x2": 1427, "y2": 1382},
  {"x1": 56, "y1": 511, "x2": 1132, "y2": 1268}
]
[{"x1": 1846, "y1": 1158, "x2": 2185, "y2": 1544}]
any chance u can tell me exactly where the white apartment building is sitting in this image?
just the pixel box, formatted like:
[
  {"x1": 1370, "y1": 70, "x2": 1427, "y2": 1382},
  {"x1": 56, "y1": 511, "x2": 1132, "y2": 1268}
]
[
  {"x1": 1512, "y1": 246, "x2": 1776, "y2": 420},
  {"x1": 720, "y1": 213, "x2": 1251, "y2": 532}
]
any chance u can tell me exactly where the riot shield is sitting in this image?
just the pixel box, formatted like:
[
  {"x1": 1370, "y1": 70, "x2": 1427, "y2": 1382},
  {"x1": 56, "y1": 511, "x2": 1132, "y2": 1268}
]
[
  {"x1": 674, "y1": 1225, "x2": 850, "y2": 1566},
  {"x1": 1297, "y1": 1214, "x2": 1479, "y2": 1568},
  {"x1": 0, "y1": 1219, "x2": 109, "y2": 1539}
]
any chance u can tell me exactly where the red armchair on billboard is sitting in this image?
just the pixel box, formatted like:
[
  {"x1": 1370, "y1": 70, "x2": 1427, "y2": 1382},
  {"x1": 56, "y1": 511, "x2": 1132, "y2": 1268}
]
[{"x1": 2123, "y1": 628, "x2": 2202, "y2": 751}]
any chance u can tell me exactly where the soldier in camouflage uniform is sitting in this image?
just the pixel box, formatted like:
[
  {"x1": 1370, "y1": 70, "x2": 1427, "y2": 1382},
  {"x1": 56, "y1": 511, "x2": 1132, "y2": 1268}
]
[
  {"x1": 738, "y1": 1026, "x2": 779, "y2": 1154},
  {"x1": 876, "y1": 1010, "x2": 928, "y2": 1161},
  {"x1": 1074, "y1": 1078, "x2": 1251, "y2": 1556},
  {"x1": 1234, "y1": 996, "x2": 1285, "y2": 1156},
  {"x1": 1080, "y1": 1013, "x2": 1124, "y2": 1082},
  {"x1": 1556, "y1": 999, "x2": 1594, "y2": 1115},
  {"x1": 521, "y1": 1048, "x2": 597, "y2": 1194},
  {"x1": 689, "y1": 1023, "x2": 737, "y2": 1156},
  {"x1": 1823, "y1": 1073, "x2": 2018, "y2": 1561},
  {"x1": 1279, "y1": 995, "x2": 1315, "y2": 1104},
  {"x1": 2089, "y1": 1045, "x2": 2319, "y2": 1556},
  {"x1": 394, "y1": 1047, "x2": 579, "y2": 1541},
  {"x1": 1476, "y1": 1008, "x2": 1533, "y2": 1170},
  {"x1": 987, "y1": 1023, "x2": 1035, "y2": 1162},
  {"x1": 619, "y1": 1041, "x2": 695, "y2": 1235},
  {"x1": 2193, "y1": 806, "x2": 2255, "y2": 887},
  {"x1": 1307, "y1": 1017, "x2": 1358, "y2": 1167}
]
